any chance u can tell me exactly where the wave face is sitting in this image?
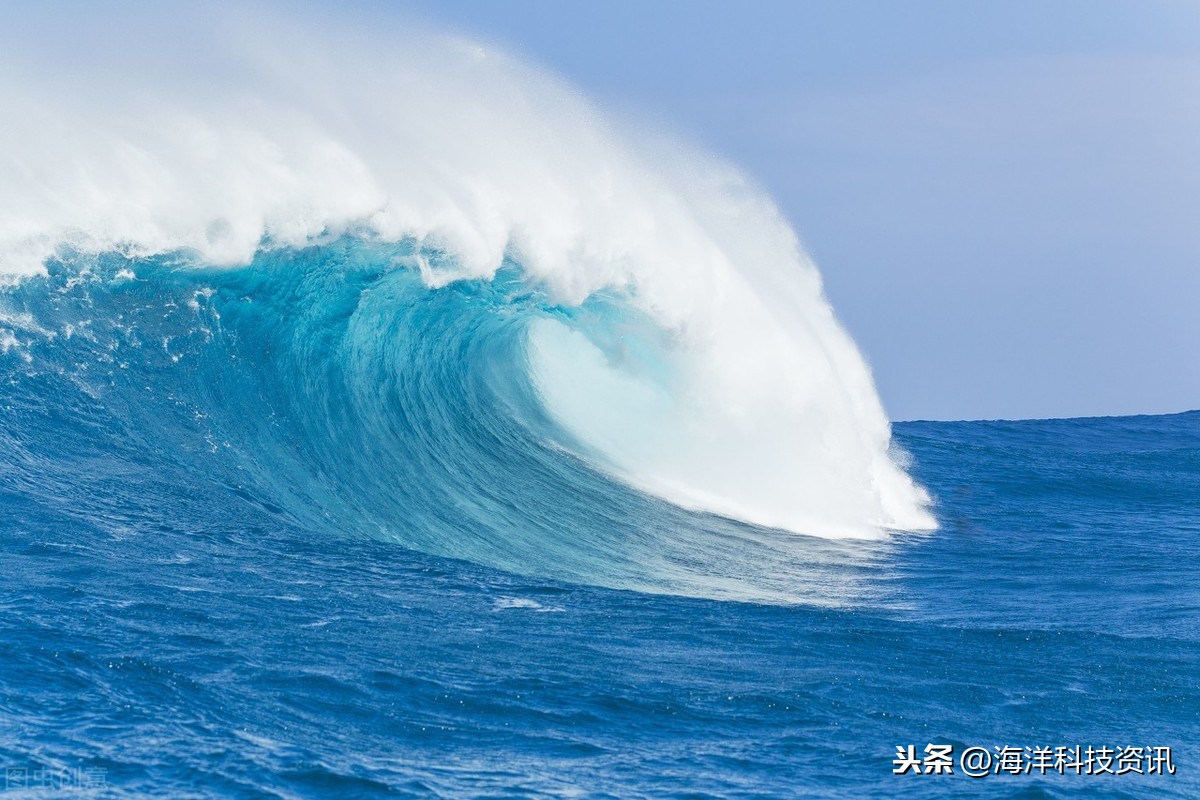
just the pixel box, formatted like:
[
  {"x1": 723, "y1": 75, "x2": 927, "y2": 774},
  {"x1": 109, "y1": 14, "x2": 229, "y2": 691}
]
[
  {"x1": 0, "y1": 4, "x2": 932, "y2": 595},
  {"x1": 0, "y1": 247, "x2": 895, "y2": 602}
]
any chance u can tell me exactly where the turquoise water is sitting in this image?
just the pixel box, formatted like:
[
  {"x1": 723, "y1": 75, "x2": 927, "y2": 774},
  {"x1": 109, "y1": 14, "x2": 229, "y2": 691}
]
[{"x1": 1, "y1": 248, "x2": 1196, "y2": 797}]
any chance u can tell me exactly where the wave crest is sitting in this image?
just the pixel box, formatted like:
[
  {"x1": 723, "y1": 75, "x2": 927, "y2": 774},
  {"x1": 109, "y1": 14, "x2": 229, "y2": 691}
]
[{"x1": 0, "y1": 4, "x2": 934, "y2": 546}]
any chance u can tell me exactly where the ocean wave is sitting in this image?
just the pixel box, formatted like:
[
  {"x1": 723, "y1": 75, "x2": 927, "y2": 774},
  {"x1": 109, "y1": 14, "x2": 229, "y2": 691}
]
[{"x1": 0, "y1": 4, "x2": 933, "y2": 597}]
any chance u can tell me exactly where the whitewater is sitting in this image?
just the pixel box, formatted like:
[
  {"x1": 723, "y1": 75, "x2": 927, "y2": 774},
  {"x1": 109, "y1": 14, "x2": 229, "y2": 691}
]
[{"x1": 0, "y1": 4, "x2": 932, "y2": 554}]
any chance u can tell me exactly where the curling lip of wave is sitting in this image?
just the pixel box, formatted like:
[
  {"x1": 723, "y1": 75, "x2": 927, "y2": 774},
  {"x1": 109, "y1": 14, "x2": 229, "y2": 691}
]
[{"x1": 0, "y1": 3, "x2": 935, "y2": 538}]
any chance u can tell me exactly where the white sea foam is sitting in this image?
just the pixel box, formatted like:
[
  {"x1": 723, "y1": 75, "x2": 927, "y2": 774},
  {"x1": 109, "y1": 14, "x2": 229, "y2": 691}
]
[{"x1": 0, "y1": 2, "x2": 935, "y2": 537}]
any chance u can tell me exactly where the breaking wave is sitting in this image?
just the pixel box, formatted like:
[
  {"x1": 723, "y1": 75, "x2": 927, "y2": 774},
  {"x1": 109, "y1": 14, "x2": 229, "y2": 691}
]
[{"x1": 0, "y1": 3, "x2": 934, "y2": 599}]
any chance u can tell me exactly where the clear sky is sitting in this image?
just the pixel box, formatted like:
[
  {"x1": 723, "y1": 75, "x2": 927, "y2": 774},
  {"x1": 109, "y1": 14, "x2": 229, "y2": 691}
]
[{"x1": 379, "y1": 0, "x2": 1199, "y2": 422}]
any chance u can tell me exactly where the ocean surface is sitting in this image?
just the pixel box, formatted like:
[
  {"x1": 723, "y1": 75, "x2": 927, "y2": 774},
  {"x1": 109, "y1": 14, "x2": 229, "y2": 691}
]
[{"x1": 1, "y1": 250, "x2": 1196, "y2": 799}]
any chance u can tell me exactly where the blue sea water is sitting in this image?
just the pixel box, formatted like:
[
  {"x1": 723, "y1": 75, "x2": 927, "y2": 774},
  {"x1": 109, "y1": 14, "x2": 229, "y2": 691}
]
[{"x1": 1, "y1": 247, "x2": 1197, "y2": 798}]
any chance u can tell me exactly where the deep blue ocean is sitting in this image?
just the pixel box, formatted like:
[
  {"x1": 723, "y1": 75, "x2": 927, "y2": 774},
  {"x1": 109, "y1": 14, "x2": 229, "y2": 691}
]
[{"x1": 1, "y1": 248, "x2": 1196, "y2": 798}]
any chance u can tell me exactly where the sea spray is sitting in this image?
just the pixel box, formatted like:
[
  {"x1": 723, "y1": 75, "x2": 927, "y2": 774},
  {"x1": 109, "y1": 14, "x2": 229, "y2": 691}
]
[{"x1": 0, "y1": 3, "x2": 934, "y2": 540}]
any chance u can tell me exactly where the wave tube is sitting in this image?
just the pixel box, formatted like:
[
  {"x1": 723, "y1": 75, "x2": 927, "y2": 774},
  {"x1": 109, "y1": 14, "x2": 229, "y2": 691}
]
[{"x1": 0, "y1": 3, "x2": 934, "y2": 573}]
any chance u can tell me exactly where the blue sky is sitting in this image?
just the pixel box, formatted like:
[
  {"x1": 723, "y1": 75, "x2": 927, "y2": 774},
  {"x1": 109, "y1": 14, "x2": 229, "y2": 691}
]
[{"x1": 384, "y1": 0, "x2": 1200, "y2": 421}]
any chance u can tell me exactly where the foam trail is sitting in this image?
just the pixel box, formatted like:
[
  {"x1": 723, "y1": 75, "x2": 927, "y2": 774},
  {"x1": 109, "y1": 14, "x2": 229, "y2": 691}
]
[{"x1": 0, "y1": 2, "x2": 935, "y2": 538}]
